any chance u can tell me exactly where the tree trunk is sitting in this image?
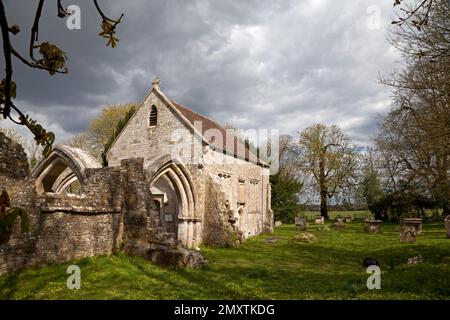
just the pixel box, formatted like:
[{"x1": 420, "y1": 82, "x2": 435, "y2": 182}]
[
  {"x1": 320, "y1": 189, "x2": 329, "y2": 220},
  {"x1": 319, "y1": 158, "x2": 329, "y2": 220}
]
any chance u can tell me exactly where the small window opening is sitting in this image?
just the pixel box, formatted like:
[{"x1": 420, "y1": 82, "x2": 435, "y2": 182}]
[{"x1": 149, "y1": 105, "x2": 158, "y2": 127}]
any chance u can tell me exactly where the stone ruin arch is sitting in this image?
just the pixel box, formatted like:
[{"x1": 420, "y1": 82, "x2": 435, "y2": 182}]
[
  {"x1": 149, "y1": 160, "x2": 200, "y2": 247},
  {"x1": 150, "y1": 161, "x2": 195, "y2": 218},
  {"x1": 32, "y1": 145, "x2": 101, "y2": 195}
]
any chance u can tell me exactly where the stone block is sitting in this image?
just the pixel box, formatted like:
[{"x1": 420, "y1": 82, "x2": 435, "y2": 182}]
[
  {"x1": 315, "y1": 216, "x2": 325, "y2": 225},
  {"x1": 401, "y1": 218, "x2": 423, "y2": 235}
]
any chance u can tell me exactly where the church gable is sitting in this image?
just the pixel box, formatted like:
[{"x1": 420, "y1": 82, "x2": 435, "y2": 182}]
[
  {"x1": 107, "y1": 79, "x2": 267, "y2": 170},
  {"x1": 106, "y1": 88, "x2": 193, "y2": 167}
]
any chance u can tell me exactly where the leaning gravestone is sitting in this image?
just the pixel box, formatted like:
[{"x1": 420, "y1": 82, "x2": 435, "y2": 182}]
[
  {"x1": 400, "y1": 225, "x2": 416, "y2": 243},
  {"x1": 446, "y1": 215, "x2": 450, "y2": 239},
  {"x1": 364, "y1": 219, "x2": 382, "y2": 234},
  {"x1": 295, "y1": 217, "x2": 307, "y2": 231}
]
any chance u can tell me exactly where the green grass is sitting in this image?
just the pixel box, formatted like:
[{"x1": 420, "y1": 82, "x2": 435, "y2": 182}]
[{"x1": 1, "y1": 221, "x2": 449, "y2": 300}]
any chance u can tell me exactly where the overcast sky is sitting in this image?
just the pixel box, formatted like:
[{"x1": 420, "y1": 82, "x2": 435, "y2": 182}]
[{"x1": 1, "y1": 0, "x2": 402, "y2": 146}]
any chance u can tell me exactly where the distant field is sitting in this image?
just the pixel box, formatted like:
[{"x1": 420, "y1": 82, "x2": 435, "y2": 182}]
[
  {"x1": 301, "y1": 211, "x2": 370, "y2": 220},
  {"x1": 1, "y1": 221, "x2": 449, "y2": 300},
  {"x1": 301, "y1": 210, "x2": 443, "y2": 221}
]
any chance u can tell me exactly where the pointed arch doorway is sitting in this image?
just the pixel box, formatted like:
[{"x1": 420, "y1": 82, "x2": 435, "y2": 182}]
[{"x1": 149, "y1": 161, "x2": 199, "y2": 248}]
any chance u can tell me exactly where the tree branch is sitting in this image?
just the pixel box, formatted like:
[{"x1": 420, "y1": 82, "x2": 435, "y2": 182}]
[
  {"x1": 0, "y1": 0, "x2": 12, "y2": 118},
  {"x1": 29, "y1": 0, "x2": 45, "y2": 62},
  {"x1": 93, "y1": 0, "x2": 123, "y2": 23},
  {"x1": 11, "y1": 46, "x2": 68, "y2": 74}
]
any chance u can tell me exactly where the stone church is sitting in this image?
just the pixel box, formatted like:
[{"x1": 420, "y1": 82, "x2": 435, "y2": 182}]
[
  {"x1": 105, "y1": 79, "x2": 273, "y2": 248},
  {"x1": 0, "y1": 79, "x2": 273, "y2": 274}
]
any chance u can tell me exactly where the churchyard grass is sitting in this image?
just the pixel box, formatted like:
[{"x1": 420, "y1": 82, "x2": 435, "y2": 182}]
[{"x1": 1, "y1": 218, "x2": 449, "y2": 299}]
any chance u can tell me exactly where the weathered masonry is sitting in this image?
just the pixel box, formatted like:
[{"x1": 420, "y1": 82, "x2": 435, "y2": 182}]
[
  {"x1": 0, "y1": 79, "x2": 273, "y2": 274},
  {"x1": 106, "y1": 79, "x2": 273, "y2": 247}
]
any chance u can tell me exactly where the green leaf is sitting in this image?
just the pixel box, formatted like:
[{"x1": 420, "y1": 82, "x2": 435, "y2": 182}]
[{"x1": 38, "y1": 42, "x2": 67, "y2": 75}]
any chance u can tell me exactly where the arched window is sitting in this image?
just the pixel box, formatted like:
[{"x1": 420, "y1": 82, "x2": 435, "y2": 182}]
[{"x1": 149, "y1": 105, "x2": 158, "y2": 127}]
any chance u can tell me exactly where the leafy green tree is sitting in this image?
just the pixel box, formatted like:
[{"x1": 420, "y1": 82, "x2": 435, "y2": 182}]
[
  {"x1": 360, "y1": 168, "x2": 387, "y2": 221},
  {"x1": 299, "y1": 124, "x2": 359, "y2": 220},
  {"x1": 270, "y1": 172, "x2": 303, "y2": 224},
  {"x1": 67, "y1": 103, "x2": 139, "y2": 161}
]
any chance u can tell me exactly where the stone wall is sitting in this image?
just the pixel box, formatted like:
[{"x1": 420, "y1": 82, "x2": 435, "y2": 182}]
[
  {"x1": 0, "y1": 130, "x2": 158, "y2": 275},
  {"x1": 0, "y1": 132, "x2": 30, "y2": 180},
  {"x1": 0, "y1": 160, "x2": 125, "y2": 275}
]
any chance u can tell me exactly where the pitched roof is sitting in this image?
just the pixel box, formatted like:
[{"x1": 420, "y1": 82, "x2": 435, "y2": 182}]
[{"x1": 169, "y1": 100, "x2": 264, "y2": 166}]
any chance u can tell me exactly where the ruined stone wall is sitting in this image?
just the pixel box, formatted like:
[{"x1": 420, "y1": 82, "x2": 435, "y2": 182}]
[
  {"x1": 203, "y1": 150, "x2": 272, "y2": 240},
  {"x1": 0, "y1": 164, "x2": 125, "y2": 275},
  {"x1": 0, "y1": 130, "x2": 156, "y2": 275},
  {"x1": 203, "y1": 176, "x2": 242, "y2": 247},
  {"x1": 0, "y1": 132, "x2": 30, "y2": 180}
]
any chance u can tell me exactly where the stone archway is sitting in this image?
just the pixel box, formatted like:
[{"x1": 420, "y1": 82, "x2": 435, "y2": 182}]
[
  {"x1": 150, "y1": 174, "x2": 180, "y2": 234},
  {"x1": 149, "y1": 161, "x2": 200, "y2": 248},
  {"x1": 32, "y1": 145, "x2": 101, "y2": 195}
]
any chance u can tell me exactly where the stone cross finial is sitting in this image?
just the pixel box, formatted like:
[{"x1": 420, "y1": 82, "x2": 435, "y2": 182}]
[{"x1": 152, "y1": 77, "x2": 161, "y2": 89}]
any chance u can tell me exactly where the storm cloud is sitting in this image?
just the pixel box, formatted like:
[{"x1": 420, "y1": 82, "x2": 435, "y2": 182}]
[{"x1": 1, "y1": 0, "x2": 400, "y2": 145}]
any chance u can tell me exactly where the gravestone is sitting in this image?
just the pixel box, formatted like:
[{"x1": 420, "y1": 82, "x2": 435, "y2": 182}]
[
  {"x1": 364, "y1": 219, "x2": 382, "y2": 234},
  {"x1": 315, "y1": 216, "x2": 325, "y2": 225},
  {"x1": 400, "y1": 225, "x2": 416, "y2": 243},
  {"x1": 275, "y1": 221, "x2": 282, "y2": 228},
  {"x1": 295, "y1": 217, "x2": 307, "y2": 231},
  {"x1": 446, "y1": 215, "x2": 450, "y2": 239},
  {"x1": 401, "y1": 218, "x2": 423, "y2": 235},
  {"x1": 344, "y1": 216, "x2": 353, "y2": 223}
]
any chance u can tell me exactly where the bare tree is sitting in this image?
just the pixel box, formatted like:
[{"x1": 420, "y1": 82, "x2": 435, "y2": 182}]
[{"x1": 376, "y1": 0, "x2": 450, "y2": 215}]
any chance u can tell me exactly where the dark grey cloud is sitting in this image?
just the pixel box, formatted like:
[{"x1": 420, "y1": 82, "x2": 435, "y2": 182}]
[{"x1": 1, "y1": 0, "x2": 399, "y2": 145}]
